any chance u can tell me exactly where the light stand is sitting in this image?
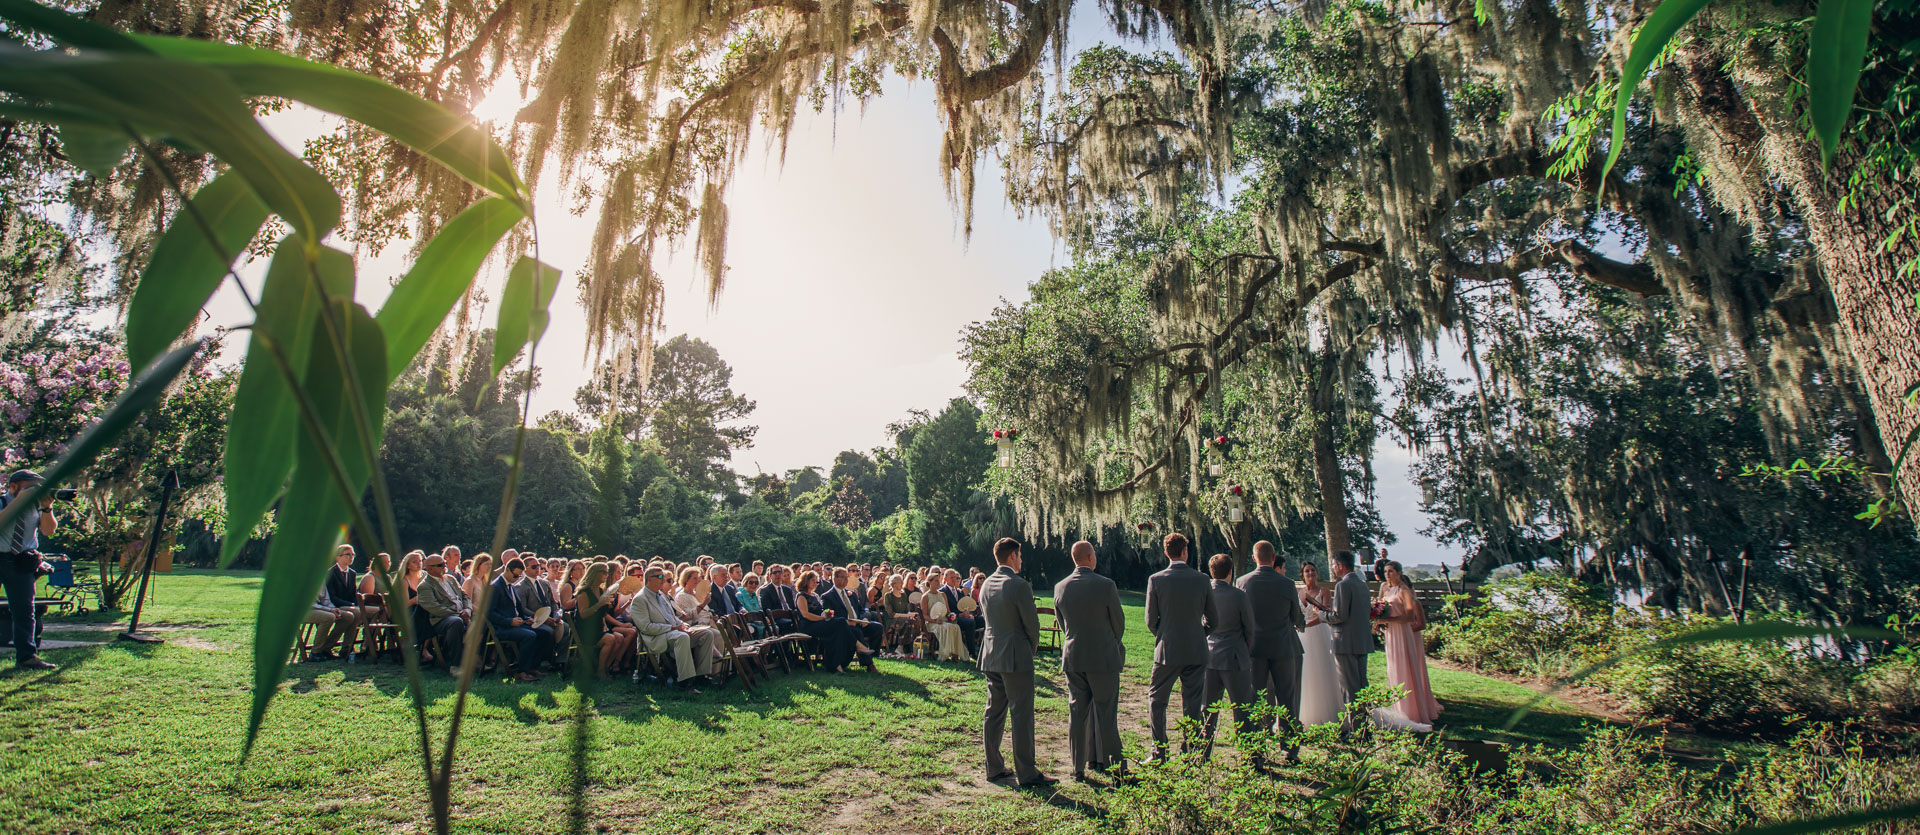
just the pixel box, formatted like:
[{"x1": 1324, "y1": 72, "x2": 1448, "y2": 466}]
[{"x1": 118, "y1": 469, "x2": 178, "y2": 644}]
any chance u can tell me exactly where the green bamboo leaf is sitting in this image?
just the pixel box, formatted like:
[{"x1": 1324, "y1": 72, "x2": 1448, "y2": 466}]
[
  {"x1": 492, "y1": 256, "x2": 562, "y2": 379},
  {"x1": 125, "y1": 170, "x2": 269, "y2": 374},
  {"x1": 1807, "y1": 0, "x2": 1874, "y2": 166},
  {"x1": 1719, "y1": 801, "x2": 1920, "y2": 834},
  {"x1": 376, "y1": 197, "x2": 526, "y2": 379},
  {"x1": 218, "y1": 236, "x2": 355, "y2": 568},
  {"x1": 0, "y1": 45, "x2": 341, "y2": 241},
  {"x1": 244, "y1": 300, "x2": 387, "y2": 759},
  {"x1": 0, "y1": 0, "x2": 152, "y2": 52},
  {"x1": 131, "y1": 35, "x2": 528, "y2": 207},
  {"x1": 57, "y1": 122, "x2": 129, "y2": 178},
  {"x1": 0, "y1": 341, "x2": 201, "y2": 533},
  {"x1": 1502, "y1": 621, "x2": 1896, "y2": 729},
  {"x1": 1601, "y1": 0, "x2": 1714, "y2": 186}
]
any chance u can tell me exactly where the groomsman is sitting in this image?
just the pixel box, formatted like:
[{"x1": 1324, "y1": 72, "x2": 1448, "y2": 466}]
[
  {"x1": 1322, "y1": 550, "x2": 1374, "y2": 727},
  {"x1": 1144, "y1": 532, "x2": 1217, "y2": 762},
  {"x1": 1202, "y1": 554, "x2": 1258, "y2": 752},
  {"x1": 1053, "y1": 540, "x2": 1126, "y2": 781},
  {"x1": 1238, "y1": 540, "x2": 1306, "y2": 757},
  {"x1": 979, "y1": 537, "x2": 1055, "y2": 787}
]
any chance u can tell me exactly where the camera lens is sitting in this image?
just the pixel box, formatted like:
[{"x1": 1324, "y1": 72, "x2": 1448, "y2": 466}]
[{"x1": 53, "y1": 488, "x2": 78, "y2": 500}]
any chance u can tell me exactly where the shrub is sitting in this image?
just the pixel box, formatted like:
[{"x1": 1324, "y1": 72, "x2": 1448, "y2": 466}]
[
  {"x1": 1856, "y1": 649, "x2": 1920, "y2": 719},
  {"x1": 1427, "y1": 571, "x2": 1615, "y2": 678}
]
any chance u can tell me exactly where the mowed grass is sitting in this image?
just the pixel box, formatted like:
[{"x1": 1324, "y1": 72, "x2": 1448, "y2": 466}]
[{"x1": 1, "y1": 569, "x2": 1685, "y2": 834}]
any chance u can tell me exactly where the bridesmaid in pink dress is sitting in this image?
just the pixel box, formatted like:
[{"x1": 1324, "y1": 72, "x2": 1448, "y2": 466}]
[{"x1": 1376, "y1": 561, "x2": 1441, "y2": 725}]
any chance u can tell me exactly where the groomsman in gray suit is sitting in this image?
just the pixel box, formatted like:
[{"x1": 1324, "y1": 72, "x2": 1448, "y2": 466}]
[
  {"x1": 1237, "y1": 540, "x2": 1306, "y2": 757},
  {"x1": 1202, "y1": 553, "x2": 1258, "y2": 751},
  {"x1": 1144, "y1": 532, "x2": 1217, "y2": 762},
  {"x1": 979, "y1": 537, "x2": 1056, "y2": 788},
  {"x1": 1321, "y1": 550, "x2": 1373, "y2": 725},
  {"x1": 1053, "y1": 540, "x2": 1126, "y2": 781}
]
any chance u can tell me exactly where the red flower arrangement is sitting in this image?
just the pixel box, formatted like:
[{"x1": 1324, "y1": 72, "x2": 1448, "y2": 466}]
[
  {"x1": 1369, "y1": 600, "x2": 1390, "y2": 619},
  {"x1": 992, "y1": 428, "x2": 1020, "y2": 441},
  {"x1": 1204, "y1": 434, "x2": 1230, "y2": 450},
  {"x1": 1228, "y1": 485, "x2": 1244, "y2": 497},
  {"x1": 1136, "y1": 521, "x2": 1155, "y2": 532}
]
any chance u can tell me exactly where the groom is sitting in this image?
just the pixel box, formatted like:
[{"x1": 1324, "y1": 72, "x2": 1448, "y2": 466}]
[{"x1": 1322, "y1": 550, "x2": 1372, "y2": 726}]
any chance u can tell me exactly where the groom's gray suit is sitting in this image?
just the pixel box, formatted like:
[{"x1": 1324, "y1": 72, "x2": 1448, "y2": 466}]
[{"x1": 1322, "y1": 570, "x2": 1373, "y2": 708}]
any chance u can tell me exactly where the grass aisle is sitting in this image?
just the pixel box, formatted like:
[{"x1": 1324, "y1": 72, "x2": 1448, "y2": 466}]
[{"x1": 0, "y1": 569, "x2": 1714, "y2": 834}]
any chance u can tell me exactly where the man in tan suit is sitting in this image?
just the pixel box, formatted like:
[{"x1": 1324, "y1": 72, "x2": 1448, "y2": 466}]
[
  {"x1": 1053, "y1": 541, "x2": 1126, "y2": 781},
  {"x1": 979, "y1": 537, "x2": 1056, "y2": 788},
  {"x1": 633, "y1": 566, "x2": 716, "y2": 691}
]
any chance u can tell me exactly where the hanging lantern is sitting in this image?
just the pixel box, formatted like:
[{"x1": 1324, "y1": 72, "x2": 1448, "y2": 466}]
[
  {"x1": 1205, "y1": 434, "x2": 1228, "y2": 477},
  {"x1": 995, "y1": 428, "x2": 1018, "y2": 468},
  {"x1": 1226, "y1": 485, "x2": 1245, "y2": 523},
  {"x1": 1136, "y1": 521, "x2": 1156, "y2": 545}
]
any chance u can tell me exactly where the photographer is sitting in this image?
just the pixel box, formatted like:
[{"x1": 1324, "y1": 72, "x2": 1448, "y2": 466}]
[{"x1": 1, "y1": 470, "x2": 59, "y2": 671}]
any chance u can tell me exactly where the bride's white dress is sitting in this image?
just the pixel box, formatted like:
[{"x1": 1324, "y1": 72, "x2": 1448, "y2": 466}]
[{"x1": 1298, "y1": 590, "x2": 1342, "y2": 726}]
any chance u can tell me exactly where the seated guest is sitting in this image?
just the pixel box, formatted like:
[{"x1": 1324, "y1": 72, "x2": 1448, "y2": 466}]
[
  {"x1": 323, "y1": 544, "x2": 376, "y2": 658},
  {"x1": 306, "y1": 587, "x2": 356, "y2": 661},
  {"x1": 444, "y1": 546, "x2": 465, "y2": 585},
  {"x1": 942, "y1": 568, "x2": 983, "y2": 657},
  {"x1": 730, "y1": 564, "x2": 745, "y2": 586},
  {"x1": 674, "y1": 566, "x2": 716, "y2": 627},
  {"x1": 462, "y1": 553, "x2": 493, "y2": 605},
  {"x1": 415, "y1": 552, "x2": 473, "y2": 675},
  {"x1": 758, "y1": 565, "x2": 800, "y2": 631},
  {"x1": 922, "y1": 571, "x2": 971, "y2": 662},
  {"x1": 751, "y1": 559, "x2": 765, "y2": 578},
  {"x1": 633, "y1": 566, "x2": 717, "y2": 690},
  {"x1": 707, "y1": 565, "x2": 743, "y2": 619},
  {"x1": 487, "y1": 558, "x2": 555, "y2": 682},
  {"x1": 881, "y1": 574, "x2": 918, "y2": 657},
  {"x1": 794, "y1": 570, "x2": 862, "y2": 673},
  {"x1": 575, "y1": 562, "x2": 628, "y2": 678},
  {"x1": 521, "y1": 556, "x2": 567, "y2": 663},
  {"x1": 558, "y1": 559, "x2": 586, "y2": 612},
  {"x1": 739, "y1": 573, "x2": 765, "y2": 613},
  {"x1": 827, "y1": 567, "x2": 883, "y2": 662}
]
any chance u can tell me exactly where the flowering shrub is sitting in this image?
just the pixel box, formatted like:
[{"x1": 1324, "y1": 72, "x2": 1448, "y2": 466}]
[{"x1": 0, "y1": 339, "x2": 130, "y2": 465}]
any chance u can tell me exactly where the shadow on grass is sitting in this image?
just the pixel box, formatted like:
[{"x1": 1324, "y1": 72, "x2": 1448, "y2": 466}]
[{"x1": 0, "y1": 637, "x2": 166, "y2": 708}]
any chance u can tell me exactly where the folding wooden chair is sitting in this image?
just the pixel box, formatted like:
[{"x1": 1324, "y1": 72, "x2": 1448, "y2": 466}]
[{"x1": 1035, "y1": 606, "x2": 1063, "y2": 652}]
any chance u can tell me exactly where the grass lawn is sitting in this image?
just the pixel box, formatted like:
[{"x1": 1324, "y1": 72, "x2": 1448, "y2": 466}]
[{"x1": 0, "y1": 569, "x2": 1739, "y2": 834}]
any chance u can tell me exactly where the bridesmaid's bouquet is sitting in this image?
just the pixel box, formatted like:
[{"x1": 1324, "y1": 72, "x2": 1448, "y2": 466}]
[{"x1": 1370, "y1": 600, "x2": 1390, "y2": 619}]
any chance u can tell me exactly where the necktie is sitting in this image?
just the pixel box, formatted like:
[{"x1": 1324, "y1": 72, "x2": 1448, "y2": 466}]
[{"x1": 506, "y1": 583, "x2": 519, "y2": 615}]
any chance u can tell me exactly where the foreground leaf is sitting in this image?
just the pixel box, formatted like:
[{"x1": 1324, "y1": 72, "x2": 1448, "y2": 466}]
[
  {"x1": 218, "y1": 236, "x2": 354, "y2": 567},
  {"x1": 0, "y1": 342, "x2": 201, "y2": 532},
  {"x1": 492, "y1": 256, "x2": 562, "y2": 379},
  {"x1": 1602, "y1": 0, "x2": 1713, "y2": 185},
  {"x1": 132, "y1": 35, "x2": 528, "y2": 206},
  {"x1": 57, "y1": 122, "x2": 130, "y2": 178},
  {"x1": 377, "y1": 197, "x2": 525, "y2": 380},
  {"x1": 1806, "y1": 0, "x2": 1873, "y2": 166},
  {"x1": 244, "y1": 300, "x2": 388, "y2": 758},
  {"x1": 125, "y1": 170, "x2": 269, "y2": 374},
  {"x1": 0, "y1": 46, "x2": 341, "y2": 241}
]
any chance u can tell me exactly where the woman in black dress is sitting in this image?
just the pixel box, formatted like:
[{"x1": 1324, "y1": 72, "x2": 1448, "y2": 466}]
[{"x1": 795, "y1": 570, "x2": 856, "y2": 673}]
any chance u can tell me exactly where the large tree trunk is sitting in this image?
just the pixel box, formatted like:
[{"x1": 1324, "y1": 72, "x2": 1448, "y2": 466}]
[
  {"x1": 1679, "y1": 49, "x2": 1920, "y2": 516},
  {"x1": 1311, "y1": 353, "x2": 1354, "y2": 556}
]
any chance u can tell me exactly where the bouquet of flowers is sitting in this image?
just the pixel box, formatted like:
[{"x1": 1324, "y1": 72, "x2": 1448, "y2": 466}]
[{"x1": 1370, "y1": 600, "x2": 1390, "y2": 619}]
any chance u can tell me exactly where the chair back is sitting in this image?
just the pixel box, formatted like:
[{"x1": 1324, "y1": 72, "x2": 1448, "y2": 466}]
[{"x1": 47, "y1": 558, "x2": 74, "y2": 588}]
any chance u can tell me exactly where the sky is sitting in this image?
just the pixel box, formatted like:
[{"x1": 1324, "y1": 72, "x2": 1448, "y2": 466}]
[{"x1": 199, "y1": 69, "x2": 1459, "y2": 569}]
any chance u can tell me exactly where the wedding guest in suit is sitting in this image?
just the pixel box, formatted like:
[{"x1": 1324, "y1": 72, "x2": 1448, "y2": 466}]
[
  {"x1": 487, "y1": 558, "x2": 554, "y2": 682},
  {"x1": 1202, "y1": 554, "x2": 1258, "y2": 750},
  {"x1": 1238, "y1": 540, "x2": 1307, "y2": 758},
  {"x1": 522, "y1": 557, "x2": 566, "y2": 663},
  {"x1": 829, "y1": 567, "x2": 883, "y2": 661},
  {"x1": 1053, "y1": 541, "x2": 1125, "y2": 781},
  {"x1": 415, "y1": 552, "x2": 472, "y2": 675},
  {"x1": 1319, "y1": 550, "x2": 1374, "y2": 727},
  {"x1": 707, "y1": 565, "x2": 743, "y2": 618},
  {"x1": 1145, "y1": 532, "x2": 1217, "y2": 762},
  {"x1": 635, "y1": 565, "x2": 716, "y2": 690},
  {"x1": 979, "y1": 538, "x2": 1054, "y2": 788},
  {"x1": 321, "y1": 545, "x2": 376, "y2": 658},
  {"x1": 305, "y1": 587, "x2": 356, "y2": 662},
  {"x1": 758, "y1": 565, "x2": 800, "y2": 632}
]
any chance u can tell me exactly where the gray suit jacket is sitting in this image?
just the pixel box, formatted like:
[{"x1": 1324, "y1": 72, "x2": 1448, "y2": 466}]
[
  {"x1": 1237, "y1": 566, "x2": 1306, "y2": 660},
  {"x1": 1324, "y1": 571, "x2": 1373, "y2": 655},
  {"x1": 978, "y1": 566, "x2": 1040, "y2": 674},
  {"x1": 1206, "y1": 580, "x2": 1257, "y2": 671},
  {"x1": 633, "y1": 589, "x2": 682, "y2": 648},
  {"x1": 1145, "y1": 560, "x2": 1217, "y2": 668},
  {"x1": 1053, "y1": 566, "x2": 1125, "y2": 673}
]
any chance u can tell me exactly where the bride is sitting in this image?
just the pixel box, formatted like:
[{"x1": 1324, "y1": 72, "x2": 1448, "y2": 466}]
[{"x1": 1296, "y1": 562, "x2": 1342, "y2": 726}]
